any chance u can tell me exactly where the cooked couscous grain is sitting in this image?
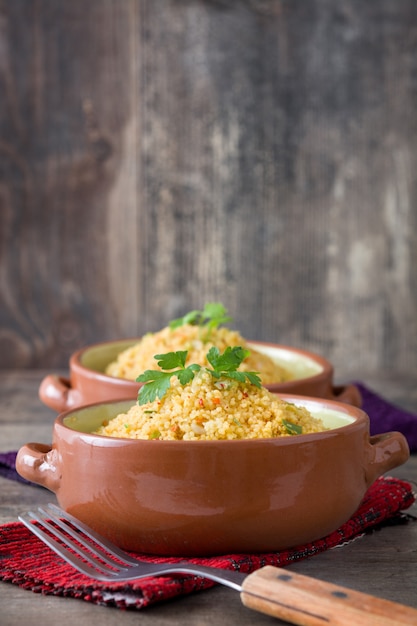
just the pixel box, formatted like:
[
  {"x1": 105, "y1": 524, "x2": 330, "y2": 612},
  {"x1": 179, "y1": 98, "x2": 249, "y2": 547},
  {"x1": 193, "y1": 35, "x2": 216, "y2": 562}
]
[
  {"x1": 95, "y1": 369, "x2": 325, "y2": 441},
  {"x1": 105, "y1": 324, "x2": 292, "y2": 384}
]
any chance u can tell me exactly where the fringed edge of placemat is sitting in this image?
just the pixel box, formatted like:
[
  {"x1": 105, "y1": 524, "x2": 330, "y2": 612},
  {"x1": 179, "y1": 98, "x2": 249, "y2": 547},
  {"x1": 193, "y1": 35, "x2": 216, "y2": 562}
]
[{"x1": 0, "y1": 476, "x2": 415, "y2": 610}]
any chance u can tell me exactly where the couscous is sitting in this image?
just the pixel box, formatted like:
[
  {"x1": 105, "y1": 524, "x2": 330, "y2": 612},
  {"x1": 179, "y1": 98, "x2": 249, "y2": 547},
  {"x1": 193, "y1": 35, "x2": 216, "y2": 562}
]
[
  {"x1": 96, "y1": 347, "x2": 325, "y2": 441},
  {"x1": 105, "y1": 304, "x2": 293, "y2": 384}
]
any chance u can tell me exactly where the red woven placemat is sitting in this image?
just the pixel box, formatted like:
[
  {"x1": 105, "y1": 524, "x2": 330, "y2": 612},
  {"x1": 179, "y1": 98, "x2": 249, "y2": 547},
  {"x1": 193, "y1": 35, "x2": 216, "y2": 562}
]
[{"x1": 0, "y1": 476, "x2": 415, "y2": 610}]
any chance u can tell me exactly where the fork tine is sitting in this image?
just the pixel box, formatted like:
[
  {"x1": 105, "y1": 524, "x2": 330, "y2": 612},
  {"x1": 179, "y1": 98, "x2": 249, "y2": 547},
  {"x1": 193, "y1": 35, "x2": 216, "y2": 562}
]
[
  {"x1": 19, "y1": 507, "x2": 127, "y2": 580},
  {"x1": 46, "y1": 504, "x2": 139, "y2": 565},
  {"x1": 38, "y1": 507, "x2": 130, "y2": 570},
  {"x1": 18, "y1": 510, "x2": 117, "y2": 579}
]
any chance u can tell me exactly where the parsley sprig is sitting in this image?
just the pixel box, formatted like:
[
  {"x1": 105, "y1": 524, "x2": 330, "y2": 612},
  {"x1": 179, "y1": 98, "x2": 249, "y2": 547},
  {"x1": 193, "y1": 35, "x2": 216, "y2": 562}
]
[
  {"x1": 137, "y1": 346, "x2": 261, "y2": 405},
  {"x1": 205, "y1": 346, "x2": 262, "y2": 387},
  {"x1": 282, "y1": 419, "x2": 303, "y2": 435},
  {"x1": 169, "y1": 302, "x2": 232, "y2": 333}
]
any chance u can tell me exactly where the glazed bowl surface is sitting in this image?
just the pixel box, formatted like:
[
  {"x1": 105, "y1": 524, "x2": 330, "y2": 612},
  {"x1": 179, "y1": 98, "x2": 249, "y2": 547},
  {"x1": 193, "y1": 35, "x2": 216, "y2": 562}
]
[
  {"x1": 39, "y1": 339, "x2": 361, "y2": 412},
  {"x1": 16, "y1": 395, "x2": 408, "y2": 556}
]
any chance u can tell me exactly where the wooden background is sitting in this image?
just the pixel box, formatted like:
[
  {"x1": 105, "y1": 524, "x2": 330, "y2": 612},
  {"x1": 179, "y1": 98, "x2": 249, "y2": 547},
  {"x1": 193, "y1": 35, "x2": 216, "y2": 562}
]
[{"x1": 1, "y1": 0, "x2": 416, "y2": 379}]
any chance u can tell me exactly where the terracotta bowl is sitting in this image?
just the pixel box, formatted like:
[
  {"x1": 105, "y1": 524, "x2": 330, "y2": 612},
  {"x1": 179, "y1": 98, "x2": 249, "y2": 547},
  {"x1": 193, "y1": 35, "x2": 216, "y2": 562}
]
[
  {"x1": 16, "y1": 395, "x2": 408, "y2": 556},
  {"x1": 39, "y1": 339, "x2": 361, "y2": 412}
]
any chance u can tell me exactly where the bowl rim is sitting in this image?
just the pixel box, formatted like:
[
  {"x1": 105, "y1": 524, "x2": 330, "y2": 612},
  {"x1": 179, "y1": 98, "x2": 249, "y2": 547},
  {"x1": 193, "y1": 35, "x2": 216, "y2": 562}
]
[{"x1": 55, "y1": 393, "x2": 369, "y2": 446}]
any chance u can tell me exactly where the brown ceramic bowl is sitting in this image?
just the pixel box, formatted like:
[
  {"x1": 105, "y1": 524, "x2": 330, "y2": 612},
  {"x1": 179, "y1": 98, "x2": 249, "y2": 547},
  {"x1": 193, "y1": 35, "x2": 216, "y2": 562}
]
[
  {"x1": 39, "y1": 339, "x2": 361, "y2": 412},
  {"x1": 16, "y1": 395, "x2": 408, "y2": 556}
]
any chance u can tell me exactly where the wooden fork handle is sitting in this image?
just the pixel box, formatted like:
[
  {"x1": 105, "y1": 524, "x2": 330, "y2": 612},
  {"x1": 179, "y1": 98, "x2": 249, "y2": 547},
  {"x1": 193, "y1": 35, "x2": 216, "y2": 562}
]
[{"x1": 240, "y1": 565, "x2": 417, "y2": 625}]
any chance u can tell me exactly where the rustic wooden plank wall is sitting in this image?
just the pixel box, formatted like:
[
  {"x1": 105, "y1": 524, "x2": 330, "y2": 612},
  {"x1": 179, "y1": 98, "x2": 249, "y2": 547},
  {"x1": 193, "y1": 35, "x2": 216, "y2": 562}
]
[{"x1": 0, "y1": 0, "x2": 416, "y2": 378}]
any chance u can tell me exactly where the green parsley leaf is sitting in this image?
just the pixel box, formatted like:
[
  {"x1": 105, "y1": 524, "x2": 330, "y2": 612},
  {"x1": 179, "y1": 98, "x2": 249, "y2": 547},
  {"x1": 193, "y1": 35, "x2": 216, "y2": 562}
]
[
  {"x1": 244, "y1": 372, "x2": 263, "y2": 387},
  {"x1": 168, "y1": 302, "x2": 232, "y2": 332},
  {"x1": 169, "y1": 310, "x2": 200, "y2": 329},
  {"x1": 137, "y1": 371, "x2": 173, "y2": 404},
  {"x1": 201, "y1": 302, "x2": 232, "y2": 329},
  {"x1": 177, "y1": 367, "x2": 199, "y2": 385},
  {"x1": 137, "y1": 345, "x2": 261, "y2": 406},
  {"x1": 282, "y1": 419, "x2": 303, "y2": 436},
  {"x1": 206, "y1": 346, "x2": 261, "y2": 388},
  {"x1": 206, "y1": 346, "x2": 249, "y2": 372},
  {"x1": 154, "y1": 351, "x2": 187, "y2": 370},
  {"x1": 226, "y1": 371, "x2": 247, "y2": 383},
  {"x1": 137, "y1": 353, "x2": 202, "y2": 405}
]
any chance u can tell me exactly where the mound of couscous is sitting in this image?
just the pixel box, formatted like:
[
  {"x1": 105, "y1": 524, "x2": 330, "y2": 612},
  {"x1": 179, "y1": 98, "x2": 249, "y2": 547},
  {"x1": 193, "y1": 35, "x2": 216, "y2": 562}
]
[
  {"x1": 96, "y1": 357, "x2": 325, "y2": 441},
  {"x1": 105, "y1": 304, "x2": 292, "y2": 384}
]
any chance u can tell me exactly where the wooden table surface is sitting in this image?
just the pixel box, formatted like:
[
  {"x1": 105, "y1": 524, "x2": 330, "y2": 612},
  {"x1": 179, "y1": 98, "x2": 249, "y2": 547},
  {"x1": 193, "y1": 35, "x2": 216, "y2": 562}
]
[{"x1": 1, "y1": 370, "x2": 416, "y2": 626}]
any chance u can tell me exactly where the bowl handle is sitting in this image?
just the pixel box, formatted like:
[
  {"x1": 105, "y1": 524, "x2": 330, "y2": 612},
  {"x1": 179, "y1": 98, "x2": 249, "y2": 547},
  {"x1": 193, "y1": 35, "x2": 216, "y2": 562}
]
[
  {"x1": 15, "y1": 443, "x2": 61, "y2": 493},
  {"x1": 39, "y1": 374, "x2": 82, "y2": 412},
  {"x1": 365, "y1": 431, "x2": 410, "y2": 486},
  {"x1": 331, "y1": 384, "x2": 362, "y2": 407}
]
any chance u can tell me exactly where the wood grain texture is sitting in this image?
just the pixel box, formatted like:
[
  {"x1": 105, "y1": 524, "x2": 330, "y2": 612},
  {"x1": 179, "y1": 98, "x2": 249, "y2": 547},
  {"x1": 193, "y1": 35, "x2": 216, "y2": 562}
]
[
  {"x1": 241, "y1": 565, "x2": 417, "y2": 625},
  {"x1": 0, "y1": 0, "x2": 416, "y2": 373}
]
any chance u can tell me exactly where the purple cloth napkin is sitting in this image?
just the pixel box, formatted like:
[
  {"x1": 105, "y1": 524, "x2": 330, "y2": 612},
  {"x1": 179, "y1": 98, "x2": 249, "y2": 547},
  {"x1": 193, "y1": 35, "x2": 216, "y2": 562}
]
[
  {"x1": 356, "y1": 382, "x2": 417, "y2": 451},
  {"x1": 1, "y1": 383, "x2": 416, "y2": 486},
  {"x1": 0, "y1": 451, "x2": 37, "y2": 485}
]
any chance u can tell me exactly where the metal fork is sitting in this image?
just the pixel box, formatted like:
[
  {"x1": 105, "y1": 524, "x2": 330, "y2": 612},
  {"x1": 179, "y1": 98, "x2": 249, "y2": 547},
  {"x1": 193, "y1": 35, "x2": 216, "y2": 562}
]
[{"x1": 19, "y1": 504, "x2": 417, "y2": 625}]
